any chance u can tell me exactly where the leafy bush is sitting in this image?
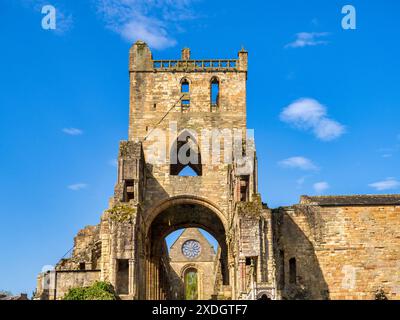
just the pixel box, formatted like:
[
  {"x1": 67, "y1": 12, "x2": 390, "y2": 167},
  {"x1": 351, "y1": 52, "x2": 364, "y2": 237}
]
[{"x1": 63, "y1": 281, "x2": 117, "y2": 300}]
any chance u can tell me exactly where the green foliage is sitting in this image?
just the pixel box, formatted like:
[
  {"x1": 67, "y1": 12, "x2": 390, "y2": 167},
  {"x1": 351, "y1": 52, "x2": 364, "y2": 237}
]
[
  {"x1": 185, "y1": 271, "x2": 198, "y2": 300},
  {"x1": 63, "y1": 281, "x2": 117, "y2": 300},
  {"x1": 106, "y1": 203, "x2": 136, "y2": 223}
]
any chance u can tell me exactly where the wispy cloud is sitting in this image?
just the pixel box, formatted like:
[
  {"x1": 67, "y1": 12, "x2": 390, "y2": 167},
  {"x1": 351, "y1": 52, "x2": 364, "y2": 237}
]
[
  {"x1": 280, "y1": 98, "x2": 345, "y2": 141},
  {"x1": 62, "y1": 128, "x2": 83, "y2": 136},
  {"x1": 313, "y1": 181, "x2": 330, "y2": 194},
  {"x1": 368, "y1": 178, "x2": 400, "y2": 191},
  {"x1": 285, "y1": 32, "x2": 330, "y2": 48},
  {"x1": 67, "y1": 183, "x2": 88, "y2": 191},
  {"x1": 279, "y1": 156, "x2": 318, "y2": 171},
  {"x1": 94, "y1": 0, "x2": 200, "y2": 49}
]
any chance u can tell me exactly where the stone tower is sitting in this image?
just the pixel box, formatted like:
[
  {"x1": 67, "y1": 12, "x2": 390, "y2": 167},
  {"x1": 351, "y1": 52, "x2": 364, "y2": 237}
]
[
  {"x1": 36, "y1": 41, "x2": 275, "y2": 300},
  {"x1": 35, "y1": 41, "x2": 400, "y2": 301}
]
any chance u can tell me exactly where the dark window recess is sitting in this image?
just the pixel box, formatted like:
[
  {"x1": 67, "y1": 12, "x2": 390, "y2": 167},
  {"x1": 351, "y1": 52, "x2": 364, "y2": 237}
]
[
  {"x1": 289, "y1": 258, "x2": 297, "y2": 284},
  {"x1": 79, "y1": 262, "x2": 86, "y2": 270},
  {"x1": 116, "y1": 259, "x2": 129, "y2": 295},
  {"x1": 170, "y1": 135, "x2": 202, "y2": 176},
  {"x1": 153, "y1": 103, "x2": 157, "y2": 110},
  {"x1": 125, "y1": 180, "x2": 135, "y2": 202},
  {"x1": 245, "y1": 257, "x2": 252, "y2": 266},
  {"x1": 240, "y1": 176, "x2": 249, "y2": 201},
  {"x1": 181, "y1": 79, "x2": 189, "y2": 93}
]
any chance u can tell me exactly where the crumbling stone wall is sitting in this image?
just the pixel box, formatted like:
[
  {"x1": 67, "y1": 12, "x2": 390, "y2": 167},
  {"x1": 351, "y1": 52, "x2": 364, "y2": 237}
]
[{"x1": 274, "y1": 198, "x2": 400, "y2": 300}]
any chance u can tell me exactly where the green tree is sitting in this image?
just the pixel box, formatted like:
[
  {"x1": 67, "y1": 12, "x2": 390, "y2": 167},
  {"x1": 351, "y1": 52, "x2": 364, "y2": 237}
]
[{"x1": 63, "y1": 281, "x2": 116, "y2": 300}]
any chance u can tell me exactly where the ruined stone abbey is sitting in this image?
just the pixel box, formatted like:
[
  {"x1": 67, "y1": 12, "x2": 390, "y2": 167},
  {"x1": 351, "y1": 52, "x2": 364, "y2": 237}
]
[{"x1": 36, "y1": 41, "x2": 400, "y2": 300}]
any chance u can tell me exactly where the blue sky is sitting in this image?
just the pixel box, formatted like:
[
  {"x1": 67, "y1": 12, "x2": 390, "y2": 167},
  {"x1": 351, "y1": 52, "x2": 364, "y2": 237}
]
[{"x1": 0, "y1": 0, "x2": 399, "y2": 295}]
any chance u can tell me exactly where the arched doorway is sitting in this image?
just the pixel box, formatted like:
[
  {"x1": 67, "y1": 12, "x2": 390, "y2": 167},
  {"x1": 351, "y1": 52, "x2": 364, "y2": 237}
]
[
  {"x1": 184, "y1": 267, "x2": 198, "y2": 300},
  {"x1": 144, "y1": 197, "x2": 229, "y2": 300}
]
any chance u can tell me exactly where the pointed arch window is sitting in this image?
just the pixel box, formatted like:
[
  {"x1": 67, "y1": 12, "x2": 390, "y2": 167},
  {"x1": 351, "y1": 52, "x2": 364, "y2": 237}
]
[{"x1": 170, "y1": 131, "x2": 202, "y2": 176}]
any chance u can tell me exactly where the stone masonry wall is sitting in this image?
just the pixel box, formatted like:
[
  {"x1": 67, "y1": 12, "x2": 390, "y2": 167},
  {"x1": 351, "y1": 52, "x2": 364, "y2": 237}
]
[{"x1": 275, "y1": 204, "x2": 400, "y2": 300}]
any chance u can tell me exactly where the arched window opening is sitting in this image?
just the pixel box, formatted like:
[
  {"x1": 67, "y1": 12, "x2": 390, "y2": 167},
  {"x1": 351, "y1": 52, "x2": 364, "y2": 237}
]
[
  {"x1": 181, "y1": 78, "x2": 190, "y2": 110},
  {"x1": 289, "y1": 257, "x2": 297, "y2": 284},
  {"x1": 178, "y1": 166, "x2": 198, "y2": 177},
  {"x1": 170, "y1": 131, "x2": 202, "y2": 176},
  {"x1": 181, "y1": 79, "x2": 190, "y2": 93},
  {"x1": 210, "y1": 77, "x2": 220, "y2": 110},
  {"x1": 184, "y1": 268, "x2": 198, "y2": 300}
]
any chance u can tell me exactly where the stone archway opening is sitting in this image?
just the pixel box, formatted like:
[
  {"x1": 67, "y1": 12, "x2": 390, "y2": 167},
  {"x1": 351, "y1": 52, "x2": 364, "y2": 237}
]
[
  {"x1": 145, "y1": 201, "x2": 229, "y2": 300},
  {"x1": 183, "y1": 267, "x2": 198, "y2": 300}
]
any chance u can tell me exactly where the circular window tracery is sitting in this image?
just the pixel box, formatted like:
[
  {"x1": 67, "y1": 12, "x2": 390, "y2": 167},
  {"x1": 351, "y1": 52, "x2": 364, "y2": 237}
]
[{"x1": 182, "y1": 240, "x2": 201, "y2": 258}]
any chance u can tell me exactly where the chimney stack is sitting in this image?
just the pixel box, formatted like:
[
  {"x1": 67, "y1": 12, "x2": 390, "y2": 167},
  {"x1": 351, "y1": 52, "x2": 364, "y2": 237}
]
[{"x1": 181, "y1": 48, "x2": 191, "y2": 60}]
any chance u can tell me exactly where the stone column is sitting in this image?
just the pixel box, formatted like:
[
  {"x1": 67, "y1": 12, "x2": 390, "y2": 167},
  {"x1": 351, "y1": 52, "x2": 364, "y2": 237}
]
[
  {"x1": 229, "y1": 261, "x2": 236, "y2": 299},
  {"x1": 129, "y1": 258, "x2": 135, "y2": 298},
  {"x1": 239, "y1": 258, "x2": 246, "y2": 295}
]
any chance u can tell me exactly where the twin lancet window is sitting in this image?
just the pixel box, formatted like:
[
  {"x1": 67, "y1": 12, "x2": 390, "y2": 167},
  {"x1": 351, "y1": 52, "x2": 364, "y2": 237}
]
[{"x1": 180, "y1": 77, "x2": 220, "y2": 111}]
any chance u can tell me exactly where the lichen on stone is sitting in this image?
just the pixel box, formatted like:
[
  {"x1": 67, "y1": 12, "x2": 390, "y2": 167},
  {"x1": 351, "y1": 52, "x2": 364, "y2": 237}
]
[{"x1": 106, "y1": 203, "x2": 136, "y2": 224}]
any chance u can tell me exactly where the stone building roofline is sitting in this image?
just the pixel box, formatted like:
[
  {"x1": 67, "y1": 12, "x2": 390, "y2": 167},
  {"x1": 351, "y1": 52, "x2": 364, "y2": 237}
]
[
  {"x1": 129, "y1": 40, "x2": 248, "y2": 72},
  {"x1": 169, "y1": 228, "x2": 216, "y2": 254},
  {"x1": 300, "y1": 194, "x2": 400, "y2": 206}
]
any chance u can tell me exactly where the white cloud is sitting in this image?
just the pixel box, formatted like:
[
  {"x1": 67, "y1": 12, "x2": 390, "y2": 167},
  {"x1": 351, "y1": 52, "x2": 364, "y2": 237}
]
[
  {"x1": 285, "y1": 32, "x2": 330, "y2": 48},
  {"x1": 280, "y1": 98, "x2": 345, "y2": 141},
  {"x1": 279, "y1": 156, "x2": 318, "y2": 171},
  {"x1": 94, "y1": 0, "x2": 199, "y2": 49},
  {"x1": 62, "y1": 128, "x2": 83, "y2": 136},
  {"x1": 313, "y1": 181, "x2": 329, "y2": 194},
  {"x1": 67, "y1": 183, "x2": 88, "y2": 191},
  {"x1": 368, "y1": 178, "x2": 400, "y2": 191},
  {"x1": 314, "y1": 118, "x2": 346, "y2": 141}
]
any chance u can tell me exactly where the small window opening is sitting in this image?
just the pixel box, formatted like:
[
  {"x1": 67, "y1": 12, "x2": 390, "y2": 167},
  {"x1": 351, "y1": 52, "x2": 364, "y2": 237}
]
[
  {"x1": 239, "y1": 176, "x2": 249, "y2": 201},
  {"x1": 181, "y1": 99, "x2": 190, "y2": 111},
  {"x1": 181, "y1": 79, "x2": 189, "y2": 93},
  {"x1": 153, "y1": 103, "x2": 157, "y2": 110},
  {"x1": 211, "y1": 78, "x2": 220, "y2": 106},
  {"x1": 79, "y1": 262, "x2": 86, "y2": 270},
  {"x1": 125, "y1": 180, "x2": 134, "y2": 202},
  {"x1": 289, "y1": 258, "x2": 297, "y2": 284}
]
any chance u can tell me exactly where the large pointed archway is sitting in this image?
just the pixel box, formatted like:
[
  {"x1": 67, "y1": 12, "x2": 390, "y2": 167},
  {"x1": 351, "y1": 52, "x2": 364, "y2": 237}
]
[{"x1": 143, "y1": 197, "x2": 229, "y2": 300}]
